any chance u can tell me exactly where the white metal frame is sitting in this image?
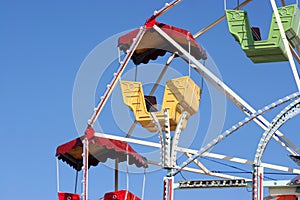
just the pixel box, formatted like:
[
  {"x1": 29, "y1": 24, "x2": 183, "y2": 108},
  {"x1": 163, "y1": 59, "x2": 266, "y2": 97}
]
[
  {"x1": 171, "y1": 111, "x2": 188, "y2": 168},
  {"x1": 82, "y1": 138, "x2": 89, "y2": 200},
  {"x1": 56, "y1": 157, "x2": 60, "y2": 193},
  {"x1": 255, "y1": 99, "x2": 300, "y2": 166},
  {"x1": 94, "y1": 132, "x2": 300, "y2": 175},
  {"x1": 269, "y1": 0, "x2": 300, "y2": 92},
  {"x1": 163, "y1": 109, "x2": 171, "y2": 168},
  {"x1": 163, "y1": 176, "x2": 174, "y2": 200}
]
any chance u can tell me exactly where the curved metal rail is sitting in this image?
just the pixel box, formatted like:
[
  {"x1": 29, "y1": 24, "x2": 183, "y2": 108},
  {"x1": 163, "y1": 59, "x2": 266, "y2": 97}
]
[
  {"x1": 252, "y1": 98, "x2": 300, "y2": 200},
  {"x1": 254, "y1": 98, "x2": 300, "y2": 166}
]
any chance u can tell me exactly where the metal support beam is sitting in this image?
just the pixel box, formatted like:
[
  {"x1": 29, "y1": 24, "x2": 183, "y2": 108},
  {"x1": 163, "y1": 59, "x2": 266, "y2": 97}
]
[
  {"x1": 171, "y1": 111, "x2": 188, "y2": 168},
  {"x1": 163, "y1": 176, "x2": 174, "y2": 200},
  {"x1": 195, "y1": 0, "x2": 252, "y2": 38},
  {"x1": 185, "y1": 152, "x2": 210, "y2": 174},
  {"x1": 95, "y1": 132, "x2": 300, "y2": 175},
  {"x1": 252, "y1": 165, "x2": 264, "y2": 200},
  {"x1": 289, "y1": 43, "x2": 300, "y2": 64},
  {"x1": 270, "y1": 0, "x2": 300, "y2": 92},
  {"x1": 175, "y1": 179, "x2": 300, "y2": 191},
  {"x1": 82, "y1": 138, "x2": 89, "y2": 200},
  {"x1": 164, "y1": 109, "x2": 172, "y2": 168},
  {"x1": 87, "y1": 27, "x2": 146, "y2": 126},
  {"x1": 56, "y1": 157, "x2": 60, "y2": 192},
  {"x1": 255, "y1": 99, "x2": 300, "y2": 166},
  {"x1": 148, "y1": 159, "x2": 250, "y2": 180},
  {"x1": 114, "y1": 159, "x2": 119, "y2": 191},
  {"x1": 149, "y1": 112, "x2": 165, "y2": 168},
  {"x1": 177, "y1": 179, "x2": 247, "y2": 189}
]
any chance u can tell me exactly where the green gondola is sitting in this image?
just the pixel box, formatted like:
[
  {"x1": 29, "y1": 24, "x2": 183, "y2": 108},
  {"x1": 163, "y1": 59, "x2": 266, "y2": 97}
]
[{"x1": 226, "y1": 4, "x2": 300, "y2": 63}]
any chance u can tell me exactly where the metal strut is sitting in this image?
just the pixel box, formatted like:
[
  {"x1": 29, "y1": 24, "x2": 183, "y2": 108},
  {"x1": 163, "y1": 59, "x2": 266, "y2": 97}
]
[
  {"x1": 255, "y1": 99, "x2": 300, "y2": 166},
  {"x1": 252, "y1": 165, "x2": 264, "y2": 200},
  {"x1": 163, "y1": 176, "x2": 174, "y2": 200},
  {"x1": 149, "y1": 112, "x2": 165, "y2": 167},
  {"x1": 196, "y1": 0, "x2": 252, "y2": 38},
  {"x1": 269, "y1": 0, "x2": 300, "y2": 92},
  {"x1": 94, "y1": 132, "x2": 300, "y2": 177},
  {"x1": 87, "y1": 27, "x2": 146, "y2": 127},
  {"x1": 164, "y1": 109, "x2": 172, "y2": 168},
  {"x1": 171, "y1": 111, "x2": 189, "y2": 167},
  {"x1": 82, "y1": 138, "x2": 89, "y2": 200}
]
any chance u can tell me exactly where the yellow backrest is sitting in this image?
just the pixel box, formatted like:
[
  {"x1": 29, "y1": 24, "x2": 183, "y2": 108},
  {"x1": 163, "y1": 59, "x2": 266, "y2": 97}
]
[{"x1": 120, "y1": 76, "x2": 200, "y2": 132}]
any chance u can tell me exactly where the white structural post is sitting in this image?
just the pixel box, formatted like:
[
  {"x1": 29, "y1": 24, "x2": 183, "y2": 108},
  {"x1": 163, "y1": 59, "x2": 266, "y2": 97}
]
[
  {"x1": 56, "y1": 157, "x2": 60, "y2": 193},
  {"x1": 149, "y1": 112, "x2": 165, "y2": 168},
  {"x1": 164, "y1": 109, "x2": 171, "y2": 168},
  {"x1": 171, "y1": 111, "x2": 188, "y2": 167},
  {"x1": 82, "y1": 138, "x2": 89, "y2": 200},
  {"x1": 269, "y1": 0, "x2": 300, "y2": 92},
  {"x1": 252, "y1": 165, "x2": 264, "y2": 200},
  {"x1": 94, "y1": 132, "x2": 300, "y2": 174},
  {"x1": 163, "y1": 176, "x2": 174, "y2": 200}
]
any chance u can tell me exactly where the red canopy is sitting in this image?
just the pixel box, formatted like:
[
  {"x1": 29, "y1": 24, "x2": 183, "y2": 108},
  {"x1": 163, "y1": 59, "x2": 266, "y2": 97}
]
[
  {"x1": 56, "y1": 127, "x2": 148, "y2": 170},
  {"x1": 118, "y1": 20, "x2": 207, "y2": 65}
]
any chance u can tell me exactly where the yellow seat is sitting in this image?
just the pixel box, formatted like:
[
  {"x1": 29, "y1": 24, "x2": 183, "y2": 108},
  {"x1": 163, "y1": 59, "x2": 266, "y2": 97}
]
[{"x1": 120, "y1": 76, "x2": 201, "y2": 132}]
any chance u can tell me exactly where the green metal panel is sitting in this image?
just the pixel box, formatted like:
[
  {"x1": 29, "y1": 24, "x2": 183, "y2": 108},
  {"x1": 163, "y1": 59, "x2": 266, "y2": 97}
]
[{"x1": 226, "y1": 4, "x2": 300, "y2": 63}]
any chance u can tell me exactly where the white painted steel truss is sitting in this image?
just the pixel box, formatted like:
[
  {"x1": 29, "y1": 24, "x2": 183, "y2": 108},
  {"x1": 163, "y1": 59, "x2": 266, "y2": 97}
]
[{"x1": 95, "y1": 132, "x2": 300, "y2": 179}]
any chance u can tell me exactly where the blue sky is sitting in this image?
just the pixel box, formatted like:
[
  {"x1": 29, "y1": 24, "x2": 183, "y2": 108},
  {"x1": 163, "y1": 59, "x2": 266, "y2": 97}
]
[{"x1": 1, "y1": 0, "x2": 300, "y2": 199}]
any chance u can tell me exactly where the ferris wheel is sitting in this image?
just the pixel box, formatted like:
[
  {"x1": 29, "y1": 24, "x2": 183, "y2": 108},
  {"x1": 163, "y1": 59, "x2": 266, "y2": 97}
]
[{"x1": 55, "y1": 0, "x2": 300, "y2": 200}]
